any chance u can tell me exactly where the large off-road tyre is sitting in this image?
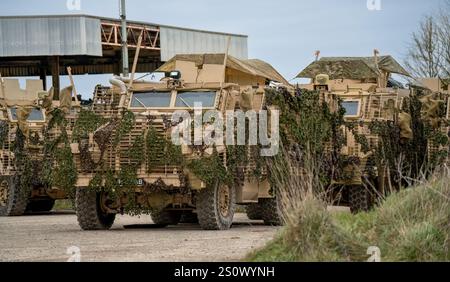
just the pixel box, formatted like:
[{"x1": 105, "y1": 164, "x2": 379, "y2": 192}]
[
  {"x1": 245, "y1": 204, "x2": 262, "y2": 220},
  {"x1": 0, "y1": 176, "x2": 29, "y2": 216},
  {"x1": 260, "y1": 197, "x2": 284, "y2": 226},
  {"x1": 348, "y1": 186, "x2": 371, "y2": 214},
  {"x1": 196, "y1": 182, "x2": 235, "y2": 230},
  {"x1": 151, "y1": 210, "x2": 182, "y2": 227},
  {"x1": 26, "y1": 199, "x2": 55, "y2": 213},
  {"x1": 180, "y1": 211, "x2": 199, "y2": 224},
  {"x1": 76, "y1": 189, "x2": 116, "y2": 230}
]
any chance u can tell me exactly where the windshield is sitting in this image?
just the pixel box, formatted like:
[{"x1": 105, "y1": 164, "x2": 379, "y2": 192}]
[
  {"x1": 9, "y1": 108, "x2": 45, "y2": 122},
  {"x1": 342, "y1": 101, "x2": 360, "y2": 117},
  {"x1": 131, "y1": 92, "x2": 172, "y2": 108},
  {"x1": 175, "y1": 91, "x2": 217, "y2": 108}
]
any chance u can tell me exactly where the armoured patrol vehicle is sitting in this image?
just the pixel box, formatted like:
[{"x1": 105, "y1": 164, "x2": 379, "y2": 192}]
[
  {"x1": 0, "y1": 77, "x2": 78, "y2": 216},
  {"x1": 296, "y1": 54, "x2": 416, "y2": 212},
  {"x1": 72, "y1": 54, "x2": 289, "y2": 230}
]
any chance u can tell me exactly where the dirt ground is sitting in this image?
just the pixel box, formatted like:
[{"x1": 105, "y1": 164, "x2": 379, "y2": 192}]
[{"x1": 0, "y1": 212, "x2": 279, "y2": 262}]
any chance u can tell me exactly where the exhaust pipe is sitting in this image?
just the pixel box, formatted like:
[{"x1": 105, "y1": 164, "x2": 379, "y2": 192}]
[
  {"x1": 109, "y1": 76, "x2": 127, "y2": 95},
  {"x1": 109, "y1": 76, "x2": 128, "y2": 108}
]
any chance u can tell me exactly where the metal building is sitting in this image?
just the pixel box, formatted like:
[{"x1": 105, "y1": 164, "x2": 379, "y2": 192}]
[{"x1": 0, "y1": 14, "x2": 248, "y2": 92}]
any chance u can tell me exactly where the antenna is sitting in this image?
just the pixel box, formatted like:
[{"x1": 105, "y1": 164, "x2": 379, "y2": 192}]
[
  {"x1": 314, "y1": 50, "x2": 320, "y2": 61},
  {"x1": 374, "y1": 49, "x2": 382, "y2": 87},
  {"x1": 373, "y1": 49, "x2": 380, "y2": 70},
  {"x1": 120, "y1": 0, "x2": 129, "y2": 77}
]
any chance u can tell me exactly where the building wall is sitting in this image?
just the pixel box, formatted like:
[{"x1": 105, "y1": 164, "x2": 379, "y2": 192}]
[
  {"x1": 160, "y1": 26, "x2": 248, "y2": 61},
  {"x1": 0, "y1": 15, "x2": 248, "y2": 75},
  {"x1": 0, "y1": 16, "x2": 102, "y2": 57}
]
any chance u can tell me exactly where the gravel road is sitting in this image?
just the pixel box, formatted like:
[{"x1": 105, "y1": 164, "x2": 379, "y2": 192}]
[{"x1": 0, "y1": 212, "x2": 279, "y2": 262}]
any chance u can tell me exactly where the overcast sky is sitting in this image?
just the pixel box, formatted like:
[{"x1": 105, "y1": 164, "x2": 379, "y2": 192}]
[{"x1": 1, "y1": 0, "x2": 446, "y2": 98}]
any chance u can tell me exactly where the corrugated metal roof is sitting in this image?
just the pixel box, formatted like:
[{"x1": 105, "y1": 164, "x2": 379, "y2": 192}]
[
  {"x1": 0, "y1": 14, "x2": 248, "y2": 60},
  {"x1": 0, "y1": 14, "x2": 248, "y2": 37},
  {"x1": 0, "y1": 15, "x2": 102, "y2": 57}
]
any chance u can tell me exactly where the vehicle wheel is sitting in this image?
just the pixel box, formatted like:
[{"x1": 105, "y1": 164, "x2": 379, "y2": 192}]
[
  {"x1": 260, "y1": 197, "x2": 284, "y2": 226},
  {"x1": 197, "y1": 182, "x2": 235, "y2": 230},
  {"x1": 26, "y1": 199, "x2": 55, "y2": 213},
  {"x1": 151, "y1": 209, "x2": 182, "y2": 227},
  {"x1": 245, "y1": 204, "x2": 262, "y2": 220},
  {"x1": 0, "y1": 176, "x2": 30, "y2": 216},
  {"x1": 76, "y1": 188, "x2": 116, "y2": 230},
  {"x1": 180, "y1": 211, "x2": 199, "y2": 224},
  {"x1": 348, "y1": 185, "x2": 371, "y2": 214}
]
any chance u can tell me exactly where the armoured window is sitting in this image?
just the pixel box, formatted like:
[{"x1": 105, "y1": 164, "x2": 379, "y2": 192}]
[
  {"x1": 130, "y1": 92, "x2": 172, "y2": 108},
  {"x1": 9, "y1": 108, "x2": 45, "y2": 122},
  {"x1": 342, "y1": 101, "x2": 360, "y2": 117},
  {"x1": 175, "y1": 92, "x2": 217, "y2": 108}
]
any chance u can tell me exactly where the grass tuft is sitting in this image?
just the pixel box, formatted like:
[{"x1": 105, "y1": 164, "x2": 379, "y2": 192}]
[{"x1": 247, "y1": 175, "x2": 450, "y2": 262}]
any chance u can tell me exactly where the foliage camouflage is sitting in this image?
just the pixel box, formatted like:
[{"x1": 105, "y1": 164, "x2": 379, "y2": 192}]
[
  {"x1": 72, "y1": 109, "x2": 107, "y2": 142},
  {"x1": 297, "y1": 56, "x2": 410, "y2": 79},
  {"x1": 12, "y1": 128, "x2": 33, "y2": 199},
  {"x1": 264, "y1": 88, "x2": 345, "y2": 188},
  {"x1": 42, "y1": 86, "x2": 448, "y2": 214},
  {"x1": 42, "y1": 108, "x2": 77, "y2": 198},
  {"x1": 113, "y1": 110, "x2": 135, "y2": 146},
  {"x1": 187, "y1": 148, "x2": 231, "y2": 187},
  {"x1": 0, "y1": 121, "x2": 9, "y2": 147},
  {"x1": 264, "y1": 86, "x2": 448, "y2": 197},
  {"x1": 361, "y1": 89, "x2": 449, "y2": 186},
  {"x1": 145, "y1": 125, "x2": 183, "y2": 173}
]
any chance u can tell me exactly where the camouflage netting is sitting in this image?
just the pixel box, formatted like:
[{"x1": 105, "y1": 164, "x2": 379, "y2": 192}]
[
  {"x1": 59, "y1": 86, "x2": 74, "y2": 114},
  {"x1": 71, "y1": 109, "x2": 186, "y2": 214},
  {"x1": 187, "y1": 148, "x2": 231, "y2": 187},
  {"x1": 55, "y1": 85, "x2": 448, "y2": 213},
  {"x1": 297, "y1": 56, "x2": 410, "y2": 79},
  {"x1": 340, "y1": 90, "x2": 448, "y2": 190},
  {"x1": 41, "y1": 108, "x2": 78, "y2": 198},
  {"x1": 263, "y1": 88, "x2": 347, "y2": 193},
  {"x1": 4, "y1": 87, "x2": 79, "y2": 199},
  {"x1": 11, "y1": 128, "x2": 34, "y2": 200},
  {"x1": 0, "y1": 120, "x2": 8, "y2": 147},
  {"x1": 264, "y1": 87, "x2": 448, "y2": 196},
  {"x1": 72, "y1": 109, "x2": 108, "y2": 172},
  {"x1": 16, "y1": 106, "x2": 33, "y2": 138},
  {"x1": 69, "y1": 106, "x2": 269, "y2": 213}
]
